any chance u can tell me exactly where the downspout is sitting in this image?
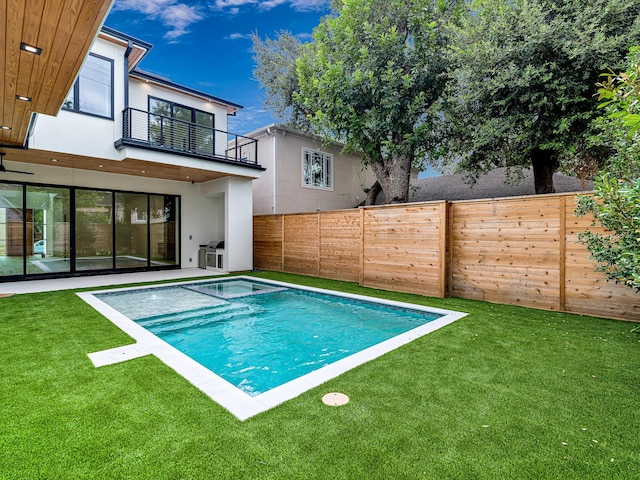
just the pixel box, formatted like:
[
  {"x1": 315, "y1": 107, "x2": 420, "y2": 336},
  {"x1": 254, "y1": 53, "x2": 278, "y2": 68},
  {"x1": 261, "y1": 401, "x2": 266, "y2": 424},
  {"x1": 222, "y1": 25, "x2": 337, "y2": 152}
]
[
  {"x1": 124, "y1": 40, "x2": 132, "y2": 107},
  {"x1": 25, "y1": 112, "x2": 38, "y2": 148}
]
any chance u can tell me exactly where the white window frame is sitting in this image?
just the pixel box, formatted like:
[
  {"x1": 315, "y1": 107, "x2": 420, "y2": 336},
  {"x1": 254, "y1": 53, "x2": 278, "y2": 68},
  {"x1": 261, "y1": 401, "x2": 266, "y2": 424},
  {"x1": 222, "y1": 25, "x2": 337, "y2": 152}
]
[{"x1": 302, "y1": 148, "x2": 333, "y2": 190}]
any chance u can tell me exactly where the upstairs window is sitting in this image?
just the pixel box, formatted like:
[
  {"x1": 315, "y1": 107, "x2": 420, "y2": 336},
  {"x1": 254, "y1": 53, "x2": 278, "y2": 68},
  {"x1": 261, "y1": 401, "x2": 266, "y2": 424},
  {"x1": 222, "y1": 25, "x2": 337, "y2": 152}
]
[
  {"x1": 148, "y1": 97, "x2": 215, "y2": 155},
  {"x1": 302, "y1": 148, "x2": 333, "y2": 190},
  {"x1": 63, "y1": 53, "x2": 113, "y2": 119}
]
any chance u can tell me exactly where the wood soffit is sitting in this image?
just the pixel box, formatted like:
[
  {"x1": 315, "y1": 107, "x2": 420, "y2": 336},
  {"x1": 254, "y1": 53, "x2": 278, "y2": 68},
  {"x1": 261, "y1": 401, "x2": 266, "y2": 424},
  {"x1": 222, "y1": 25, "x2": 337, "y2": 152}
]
[
  {"x1": 0, "y1": 148, "x2": 236, "y2": 183},
  {"x1": 1, "y1": 0, "x2": 114, "y2": 147}
]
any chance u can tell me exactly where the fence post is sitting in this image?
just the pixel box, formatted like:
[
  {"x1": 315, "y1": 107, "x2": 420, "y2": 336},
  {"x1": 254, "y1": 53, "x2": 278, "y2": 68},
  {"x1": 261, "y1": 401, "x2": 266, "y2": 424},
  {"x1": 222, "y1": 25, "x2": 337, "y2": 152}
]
[
  {"x1": 280, "y1": 214, "x2": 285, "y2": 272},
  {"x1": 359, "y1": 207, "x2": 365, "y2": 286},
  {"x1": 559, "y1": 196, "x2": 567, "y2": 312},
  {"x1": 317, "y1": 212, "x2": 321, "y2": 276},
  {"x1": 438, "y1": 201, "x2": 450, "y2": 298}
]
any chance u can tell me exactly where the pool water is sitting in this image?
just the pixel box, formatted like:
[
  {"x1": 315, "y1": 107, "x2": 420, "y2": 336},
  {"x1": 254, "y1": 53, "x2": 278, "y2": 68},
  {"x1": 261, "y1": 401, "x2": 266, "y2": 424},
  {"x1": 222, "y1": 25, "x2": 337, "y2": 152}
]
[{"x1": 96, "y1": 279, "x2": 443, "y2": 396}]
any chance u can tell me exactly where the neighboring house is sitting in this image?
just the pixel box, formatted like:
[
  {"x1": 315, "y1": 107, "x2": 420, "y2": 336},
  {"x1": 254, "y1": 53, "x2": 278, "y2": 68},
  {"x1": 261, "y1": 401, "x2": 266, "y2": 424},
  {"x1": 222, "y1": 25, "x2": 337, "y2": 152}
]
[
  {"x1": 407, "y1": 168, "x2": 593, "y2": 202},
  {"x1": 0, "y1": 20, "x2": 262, "y2": 281},
  {"x1": 248, "y1": 124, "x2": 376, "y2": 215}
]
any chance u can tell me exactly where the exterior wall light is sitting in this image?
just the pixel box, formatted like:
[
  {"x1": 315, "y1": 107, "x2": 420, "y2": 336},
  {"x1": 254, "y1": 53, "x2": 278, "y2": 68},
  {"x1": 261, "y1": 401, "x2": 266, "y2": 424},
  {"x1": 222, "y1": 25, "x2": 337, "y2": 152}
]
[
  {"x1": 0, "y1": 126, "x2": 11, "y2": 130},
  {"x1": 16, "y1": 95, "x2": 32, "y2": 102}
]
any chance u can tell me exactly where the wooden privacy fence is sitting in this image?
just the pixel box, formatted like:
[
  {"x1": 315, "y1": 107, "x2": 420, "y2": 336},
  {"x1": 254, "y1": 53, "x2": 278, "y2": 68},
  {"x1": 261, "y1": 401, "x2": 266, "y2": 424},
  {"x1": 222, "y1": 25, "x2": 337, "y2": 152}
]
[{"x1": 253, "y1": 193, "x2": 640, "y2": 322}]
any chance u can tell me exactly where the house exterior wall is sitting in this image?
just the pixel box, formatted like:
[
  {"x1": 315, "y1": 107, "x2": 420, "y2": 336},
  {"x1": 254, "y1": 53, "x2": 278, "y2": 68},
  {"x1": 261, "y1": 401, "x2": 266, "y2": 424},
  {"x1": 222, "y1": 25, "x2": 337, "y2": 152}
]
[
  {"x1": 2, "y1": 30, "x2": 259, "y2": 278},
  {"x1": 252, "y1": 127, "x2": 375, "y2": 215},
  {"x1": 200, "y1": 177, "x2": 254, "y2": 271},
  {"x1": 29, "y1": 37, "x2": 127, "y2": 160},
  {"x1": 252, "y1": 132, "x2": 276, "y2": 214},
  {"x1": 3, "y1": 162, "x2": 231, "y2": 270}
]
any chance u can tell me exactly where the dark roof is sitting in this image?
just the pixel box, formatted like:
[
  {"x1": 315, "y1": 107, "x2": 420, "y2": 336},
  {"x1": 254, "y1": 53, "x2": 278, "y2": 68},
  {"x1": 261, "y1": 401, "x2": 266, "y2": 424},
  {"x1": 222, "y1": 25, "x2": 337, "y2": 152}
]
[{"x1": 407, "y1": 168, "x2": 592, "y2": 203}]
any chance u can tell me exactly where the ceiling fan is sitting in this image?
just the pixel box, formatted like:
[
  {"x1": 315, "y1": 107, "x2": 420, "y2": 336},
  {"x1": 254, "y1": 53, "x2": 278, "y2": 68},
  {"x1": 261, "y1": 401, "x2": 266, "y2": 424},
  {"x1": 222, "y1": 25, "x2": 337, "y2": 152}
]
[{"x1": 0, "y1": 151, "x2": 34, "y2": 175}]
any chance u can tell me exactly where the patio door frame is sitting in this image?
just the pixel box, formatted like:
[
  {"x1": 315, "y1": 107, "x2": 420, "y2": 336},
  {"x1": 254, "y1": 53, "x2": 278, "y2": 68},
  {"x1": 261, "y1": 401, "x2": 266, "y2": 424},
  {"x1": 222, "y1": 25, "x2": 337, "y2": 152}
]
[{"x1": 0, "y1": 180, "x2": 181, "y2": 282}]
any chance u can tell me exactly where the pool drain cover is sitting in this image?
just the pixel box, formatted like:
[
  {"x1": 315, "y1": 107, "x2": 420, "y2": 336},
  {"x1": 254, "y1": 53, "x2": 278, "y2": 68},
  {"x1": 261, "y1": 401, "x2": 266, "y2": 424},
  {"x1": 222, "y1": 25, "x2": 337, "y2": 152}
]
[{"x1": 322, "y1": 392, "x2": 349, "y2": 406}]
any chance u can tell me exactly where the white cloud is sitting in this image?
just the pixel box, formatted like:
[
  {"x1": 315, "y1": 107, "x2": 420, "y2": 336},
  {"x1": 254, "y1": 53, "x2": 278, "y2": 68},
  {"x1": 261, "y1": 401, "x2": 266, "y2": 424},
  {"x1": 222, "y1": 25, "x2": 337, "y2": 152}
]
[
  {"x1": 115, "y1": 0, "x2": 176, "y2": 15},
  {"x1": 282, "y1": 0, "x2": 327, "y2": 11},
  {"x1": 114, "y1": 0, "x2": 203, "y2": 39},
  {"x1": 113, "y1": 0, "x2": 327, "y2": 39},
  {"x1": 163, "y1": 4, "x2": 204, "y2": 39},
  {"x1": 228, "y1": 32, "x2": 251, "y2": 40},
  {"x1": 214, "y1": 0, "x2": 258, "y2": 7},
  {"x1": 214, "y1": 0, "x2": 327, "y2": 12},
  {"x1": 257, "y1": 0, "x2": 286, "y2": 9}
]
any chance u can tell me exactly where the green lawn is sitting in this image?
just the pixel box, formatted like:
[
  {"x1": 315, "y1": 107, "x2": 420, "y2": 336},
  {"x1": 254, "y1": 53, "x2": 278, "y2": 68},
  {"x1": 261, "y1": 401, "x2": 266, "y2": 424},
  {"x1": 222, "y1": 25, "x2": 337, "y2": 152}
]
[{"x1": 1, "y1": 271, "x2": 638, "y2": 479}]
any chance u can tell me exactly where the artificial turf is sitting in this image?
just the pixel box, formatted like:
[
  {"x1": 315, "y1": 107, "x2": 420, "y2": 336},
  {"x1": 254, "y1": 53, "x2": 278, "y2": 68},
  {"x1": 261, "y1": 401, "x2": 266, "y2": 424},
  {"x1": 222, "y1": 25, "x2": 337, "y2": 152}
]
[{"x1": 1, "y1": 271, "x2": 638, "y2": 479}]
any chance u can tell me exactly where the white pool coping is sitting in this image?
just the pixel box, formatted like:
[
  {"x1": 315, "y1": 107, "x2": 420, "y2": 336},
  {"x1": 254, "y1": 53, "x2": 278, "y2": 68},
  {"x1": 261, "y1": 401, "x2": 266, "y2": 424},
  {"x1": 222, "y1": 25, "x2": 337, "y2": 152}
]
[{"x1": 79, "y1": 276, "x2": 467, "y2": 421}]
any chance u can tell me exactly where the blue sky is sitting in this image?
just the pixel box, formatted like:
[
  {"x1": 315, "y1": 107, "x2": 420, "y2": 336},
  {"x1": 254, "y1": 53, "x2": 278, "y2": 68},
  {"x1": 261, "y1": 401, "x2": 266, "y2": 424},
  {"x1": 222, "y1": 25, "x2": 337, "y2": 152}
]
[{"x1": 105, "y1": 0, "x2": 331, "y2": 135}]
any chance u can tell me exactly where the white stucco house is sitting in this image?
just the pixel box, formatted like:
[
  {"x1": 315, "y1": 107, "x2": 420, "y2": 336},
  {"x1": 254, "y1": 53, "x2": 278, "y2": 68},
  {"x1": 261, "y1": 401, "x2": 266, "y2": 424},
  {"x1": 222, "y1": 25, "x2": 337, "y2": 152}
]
[
  {"x1": 0, "y1": 24, "x2": 261, "y2": 282},
  {"x1": 247, "y1": 124, "x2": 376, "y2": 215}
]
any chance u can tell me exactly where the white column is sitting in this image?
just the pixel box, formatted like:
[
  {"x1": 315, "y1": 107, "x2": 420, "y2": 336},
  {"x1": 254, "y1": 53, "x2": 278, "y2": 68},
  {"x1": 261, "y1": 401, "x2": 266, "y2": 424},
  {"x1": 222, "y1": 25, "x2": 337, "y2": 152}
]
[
  {"x1": 200, "y1": 177, "x2": 254, "y2": 272},
  {"x1": 224, "y1": 177, "x2": 253, "y2": 272}
]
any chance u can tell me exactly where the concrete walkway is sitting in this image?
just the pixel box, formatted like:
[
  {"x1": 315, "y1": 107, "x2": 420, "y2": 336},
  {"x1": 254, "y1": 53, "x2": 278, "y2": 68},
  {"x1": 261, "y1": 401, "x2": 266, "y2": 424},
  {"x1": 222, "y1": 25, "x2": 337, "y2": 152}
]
[{"x1": 0, "y1": 268, "x2": 224, "y2": 295}]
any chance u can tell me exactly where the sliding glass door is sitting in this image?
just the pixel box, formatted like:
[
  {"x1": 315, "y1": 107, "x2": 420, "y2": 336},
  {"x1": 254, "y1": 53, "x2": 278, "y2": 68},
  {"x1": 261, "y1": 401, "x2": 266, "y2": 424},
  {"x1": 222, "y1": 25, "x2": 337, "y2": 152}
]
[
  {"x1": 0, "y1": 184, "x2": 24, "y2": 277},
  {"x1": 115, "y1": 192, "x2": 148, "y2": 269},
  {"x1": 26, "y1": 186, "x2": 71, "y2": 275},
  {"x1": 0, "y1": 182, "x2": 180, "y2": 280},
  {"x1": 75, "y1": 189, "x2": 114, "y2": 271},
  {"x1": 149, "y1": 194, "x2": 178, "y2": 266}
]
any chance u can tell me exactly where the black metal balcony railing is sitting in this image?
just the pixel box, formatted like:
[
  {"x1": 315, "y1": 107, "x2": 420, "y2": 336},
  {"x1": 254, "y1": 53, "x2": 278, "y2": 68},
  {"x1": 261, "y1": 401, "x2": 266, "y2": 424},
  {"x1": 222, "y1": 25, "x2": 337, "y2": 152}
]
[{"x1": 119, "y1": 107, "x2": 259, "y2": 166}]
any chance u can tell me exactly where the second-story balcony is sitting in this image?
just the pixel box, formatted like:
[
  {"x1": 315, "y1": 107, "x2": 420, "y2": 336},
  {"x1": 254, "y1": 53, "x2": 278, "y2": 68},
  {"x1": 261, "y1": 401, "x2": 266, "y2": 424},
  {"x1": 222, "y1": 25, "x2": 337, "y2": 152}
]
[{"x1": 116, "y1": 107, "x2": 259, "y2": 167}]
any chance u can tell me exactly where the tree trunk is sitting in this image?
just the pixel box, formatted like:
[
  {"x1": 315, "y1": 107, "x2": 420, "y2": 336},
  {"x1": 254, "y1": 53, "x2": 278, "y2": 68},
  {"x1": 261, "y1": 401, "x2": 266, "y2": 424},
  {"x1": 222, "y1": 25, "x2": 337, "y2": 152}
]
[
  {"x1": 364, "y1": 180, "x2": 382, "y2": 206},
  {"x1": 531, "y1": 148, "x2": 559, "y2": 194},
  {"x1": 370, "y1": 155, "x2": 412, "y2": 204}
]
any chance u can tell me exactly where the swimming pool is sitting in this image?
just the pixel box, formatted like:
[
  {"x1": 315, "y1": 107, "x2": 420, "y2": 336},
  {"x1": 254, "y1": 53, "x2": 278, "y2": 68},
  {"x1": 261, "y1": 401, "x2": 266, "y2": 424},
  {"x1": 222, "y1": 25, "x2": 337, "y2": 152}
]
[{"x1": 80, "y1": 276, "x2": 466, "y2": 420}]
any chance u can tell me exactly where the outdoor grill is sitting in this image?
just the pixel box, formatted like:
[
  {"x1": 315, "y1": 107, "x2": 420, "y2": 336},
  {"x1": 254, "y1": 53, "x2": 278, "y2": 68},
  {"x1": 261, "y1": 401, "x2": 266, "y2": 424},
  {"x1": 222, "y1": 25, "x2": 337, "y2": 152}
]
[{"x1": 198, "y1": 241, "x2": 224, "y2": 270}]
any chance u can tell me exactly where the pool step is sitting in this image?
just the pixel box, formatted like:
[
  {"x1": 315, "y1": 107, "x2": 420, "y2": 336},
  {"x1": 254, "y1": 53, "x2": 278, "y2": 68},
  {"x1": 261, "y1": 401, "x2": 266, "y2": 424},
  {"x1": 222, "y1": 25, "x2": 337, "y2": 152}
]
[{"x1": 135, "y1": 301, "x2": 259, "y2": 335}]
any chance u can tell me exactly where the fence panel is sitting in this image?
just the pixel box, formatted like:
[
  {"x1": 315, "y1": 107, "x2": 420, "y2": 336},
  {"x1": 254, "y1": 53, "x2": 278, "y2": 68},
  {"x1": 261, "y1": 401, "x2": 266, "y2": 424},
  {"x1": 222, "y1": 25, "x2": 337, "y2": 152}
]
[
  {"x1": 319, "y1": 210, "x2": 361, "y2": 282},
  {"x1": 253, "y1": 193, "x2": 640, "y2": 322},
  {"x1": 283, "y1": 213, "x2": 320, "y2": 275},
  {"x1": 361, "y1": 203, "x2": 445, "y2": 297},
  {"x1": 563, "y1": 197, "x2": 640, "y2": 320},
  {"x1": 450, "y1": 197, "x2": 562, "y2": 311},
  {"x1": 253, "y1": 215, "x2": 283, "y2": 271}
]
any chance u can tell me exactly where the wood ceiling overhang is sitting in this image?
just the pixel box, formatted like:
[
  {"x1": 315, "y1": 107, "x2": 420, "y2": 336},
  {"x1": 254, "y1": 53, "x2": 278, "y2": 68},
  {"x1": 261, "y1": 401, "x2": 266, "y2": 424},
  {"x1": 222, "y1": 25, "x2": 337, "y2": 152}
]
[
  {"x1": 0, "y1": 147, "x2": 241, "y2": 183},
  {"x1": 1, "y1": 0, "x2": 115, "y2": 148}
]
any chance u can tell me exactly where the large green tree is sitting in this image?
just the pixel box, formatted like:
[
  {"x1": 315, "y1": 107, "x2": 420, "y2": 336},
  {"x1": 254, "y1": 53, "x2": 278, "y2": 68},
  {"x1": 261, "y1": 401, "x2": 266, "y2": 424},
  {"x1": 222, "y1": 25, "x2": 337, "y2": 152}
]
[
  {"x1": 252, "y1": 30, "x2": 310, "y2": 131},
  {"x1": 576, "y1": 47, "x2": 640, "y2": 291},
  {"x1": 443, "y1": 0, "x2": 640, "y2": 194},
  {"x1": 254, "y1": 0, "x2": 459, "y2": 204}
]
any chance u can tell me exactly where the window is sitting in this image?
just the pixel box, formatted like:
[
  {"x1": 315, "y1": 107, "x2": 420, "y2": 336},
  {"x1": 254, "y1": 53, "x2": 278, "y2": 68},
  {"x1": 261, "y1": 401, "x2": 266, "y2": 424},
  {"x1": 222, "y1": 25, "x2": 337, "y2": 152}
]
[
  {"x1": 148, "y1": 97, "x2": 215, "y2": 155},
  {"x1": 75, "y1": 190, "x2": 113, "y2": 271},
  {"x1": 302, "y1": 148, "x2": 333, "y2": 189},
  {"x1": 63, "y1": 54, "x2": 113, "y2": 119},
  {"x1": 26, "y1": 186, "x2": 71, "y2": 275},
  {"x1": 0, "y1": 182, "x2": 180, "y2": 279},
  {"x1": 0, "y1": 183, "x2": 24, "y2": 277}
]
